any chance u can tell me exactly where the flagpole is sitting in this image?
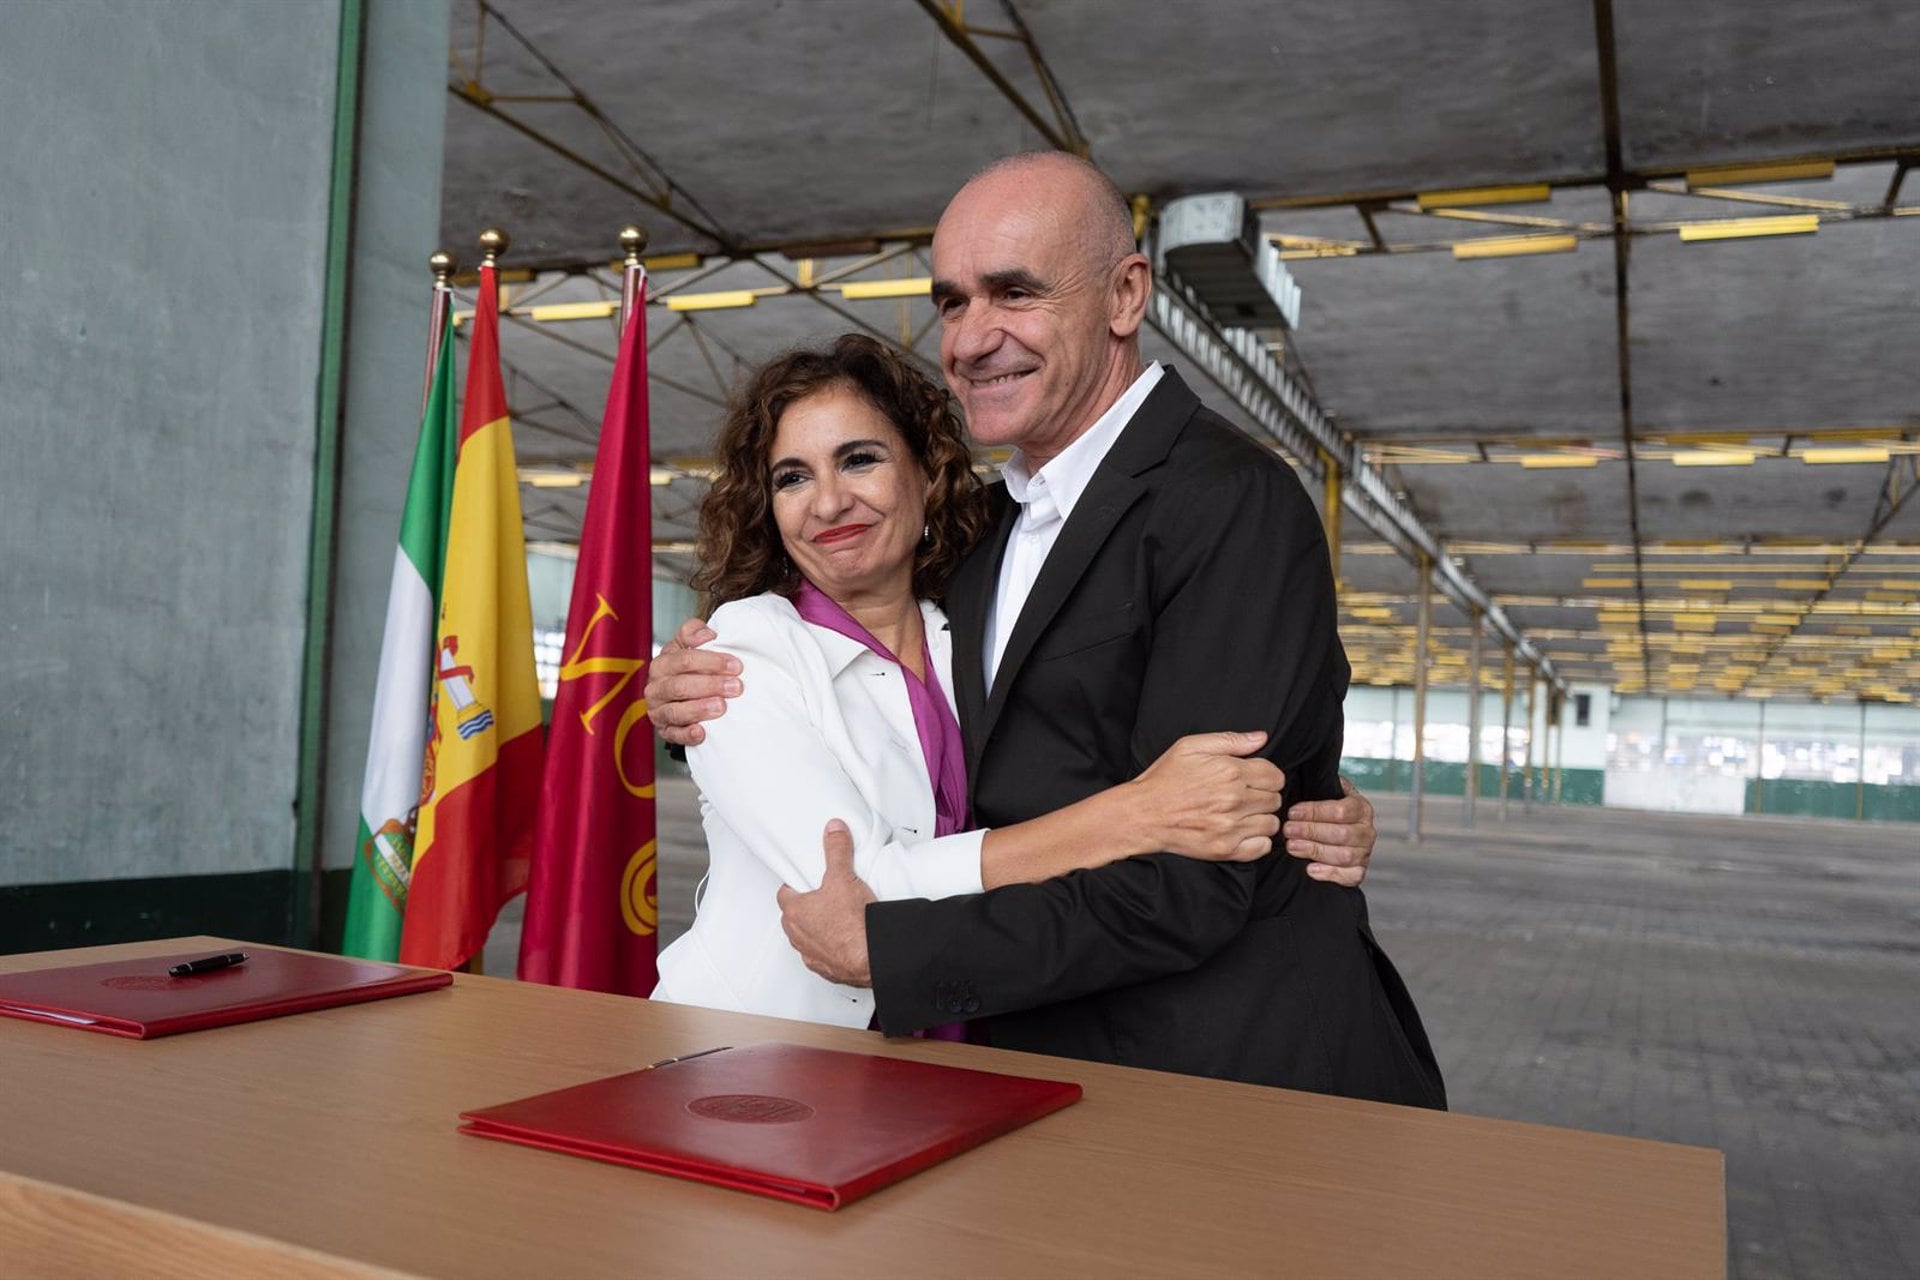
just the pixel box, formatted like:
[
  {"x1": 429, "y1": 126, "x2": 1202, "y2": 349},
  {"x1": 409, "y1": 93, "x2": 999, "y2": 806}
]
[
  {"x1": 464, "y1": 226, "x2": 508, "y2": 980},
  {"x1": 618, "y1": 223, "x2": 648, "y2": 577},
  {"x1": 422, "y1": 250, "x2": 456, "y2": 415},
  {"x1": 617, "y1": 224, "x2": 648, "y2": 327}
]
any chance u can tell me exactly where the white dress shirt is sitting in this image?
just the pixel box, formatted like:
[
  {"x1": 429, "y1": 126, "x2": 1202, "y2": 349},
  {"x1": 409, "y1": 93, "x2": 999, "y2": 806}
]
[
  {"x1": 984, "y1": 362, "x2": 1165, "y2": 688},
  {"x1": 652, "y1": 592, "x2": 986, "y2": 1028}
]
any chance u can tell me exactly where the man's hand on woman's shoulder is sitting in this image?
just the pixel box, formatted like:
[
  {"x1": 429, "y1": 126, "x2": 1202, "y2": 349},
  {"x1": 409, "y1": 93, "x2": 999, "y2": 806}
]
[{"x1": 645, "y1": 616, "x2": 743, "y2": 747}]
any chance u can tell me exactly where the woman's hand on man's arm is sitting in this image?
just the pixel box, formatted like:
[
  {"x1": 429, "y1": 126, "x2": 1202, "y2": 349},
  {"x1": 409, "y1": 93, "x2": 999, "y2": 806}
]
[
  {"x1": 1284, "y1": 778, "x2": 1377, "y2": 887},
  {"x1": 978, "y1": 730, "x2": 1283, "y2": 890}
]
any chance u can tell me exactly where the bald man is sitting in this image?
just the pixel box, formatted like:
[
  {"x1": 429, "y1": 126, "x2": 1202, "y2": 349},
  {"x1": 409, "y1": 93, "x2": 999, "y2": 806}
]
[{"x1": 649, "y1": 154, "x2": 1442, "y2": 1107}]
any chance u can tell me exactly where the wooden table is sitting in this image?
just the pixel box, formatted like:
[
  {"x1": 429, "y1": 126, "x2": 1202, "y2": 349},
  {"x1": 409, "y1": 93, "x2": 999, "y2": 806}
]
[{"x1": 0, "y1": 937, "x2": 1724, "y2": 1278}]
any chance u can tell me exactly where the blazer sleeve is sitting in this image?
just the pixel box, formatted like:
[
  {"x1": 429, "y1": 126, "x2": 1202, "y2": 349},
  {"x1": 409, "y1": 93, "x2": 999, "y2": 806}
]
[
  {"x1": 867, "y1": 458, "x2": 1343, "y2": 1033},
  {"x1": 688, "y1": 601, "x2": 986, "y2": 904}
]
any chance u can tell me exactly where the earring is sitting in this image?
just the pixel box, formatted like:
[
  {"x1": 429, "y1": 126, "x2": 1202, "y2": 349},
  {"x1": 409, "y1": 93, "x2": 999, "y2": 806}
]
[{"x1": 922, "y1": 522, "x2": 932, "y2": 546}]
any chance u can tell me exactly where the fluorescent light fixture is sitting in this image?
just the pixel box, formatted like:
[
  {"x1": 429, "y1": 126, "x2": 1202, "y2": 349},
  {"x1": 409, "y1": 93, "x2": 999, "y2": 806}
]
[
  {"x1": 1802, "y1": 446, "x2": 1890, "y2": 464},
  {"x1": 643, "y1": 252, "x2": 702, "y2": 271},
  {"x1": 665, "y1": 290, "x2": 759, "y2": 312},
  {"x1": 1451, "y1": 234, "x2": 1578, "y2": 261},
  {"x1": 1678, "y1": 215, "x2": 1820, "y2": 243},
  {"x1": 1684, "y1": 159, "x2": 1834, "y2": 188},
  {"x1": 524, "y1": 471, "x2": 585, "y2": 489},
  {"x1": 1517, "y1": 454, "x2": 1600, "y2": 469},
  {"x1": 1672, "y1": 449, "x2": 1755, "y2": 467},
  {"x1": 1582, "y1": 578, "x2": 1636, "y2": 588},
  {"x1": 1417, "y1": 184, "x2": 1551, "y2": 210},
  {"x1": 1678, "y1": 579, "x2": 1735, "y2": 591},
  {"x1": 528, "y1": 301, "x2": 619, "y2": 322},
  {"x1": 649, "y1": 469, "x2": 676, "y2": 486},
  {"x1": 1348, "y1": 607, "x2": 1396, "y2": 619},
  {"x1": 839, "y1": 277, "x2": 932, "y2": 301}
]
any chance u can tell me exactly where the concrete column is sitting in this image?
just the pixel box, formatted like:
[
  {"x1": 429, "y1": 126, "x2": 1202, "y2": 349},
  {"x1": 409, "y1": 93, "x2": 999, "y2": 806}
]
[
  {"x1": 1856, "y1": 701, "x2": 1869, "y2": 821},
  {"x1": 1409, "y1": 555, "x2": 1430, "y2": 843},
  {"x1": 1, "y1": 2, "x2": 344, "y2": 940},
  {"x1": 1523, "y1": 671, "x2": 1539, "y2": 811},
  {"x1": 1499, "y1": 644, "x2": 1515, "y2": 819},
  {"x1": 1321, "y1": 450, "x2": 1341, "y2": 588},
  {"x1": 1465, "y1": 607, "x2": 1483, "y2": 829},
  {"x1": 1543, "y1": 690, "x2": 1559, "y2": 802}
]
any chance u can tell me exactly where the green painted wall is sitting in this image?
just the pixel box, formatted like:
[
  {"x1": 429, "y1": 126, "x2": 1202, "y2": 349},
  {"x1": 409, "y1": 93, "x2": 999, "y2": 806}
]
[
  {"x1": 1745, "y1": 779, "x2": 1920, "y2": 823},
  {"x1": 1339, "y1": 758, "x2": 1604, "y2": 806},
  {"x1": 1340, "y1": 757, "x2": 1919, "y2": 823}
]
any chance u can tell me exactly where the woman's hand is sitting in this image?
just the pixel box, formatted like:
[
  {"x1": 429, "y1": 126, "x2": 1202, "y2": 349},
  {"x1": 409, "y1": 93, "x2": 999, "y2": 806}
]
[{"x1": 1121, "y1": 732, "x2": 1285, "y2": 862}]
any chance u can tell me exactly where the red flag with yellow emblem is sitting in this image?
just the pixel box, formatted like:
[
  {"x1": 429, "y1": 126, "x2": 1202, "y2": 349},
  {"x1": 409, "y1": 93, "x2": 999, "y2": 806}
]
[{"x1": 517, "y1": 267, "x2": 659, "y2": 995}]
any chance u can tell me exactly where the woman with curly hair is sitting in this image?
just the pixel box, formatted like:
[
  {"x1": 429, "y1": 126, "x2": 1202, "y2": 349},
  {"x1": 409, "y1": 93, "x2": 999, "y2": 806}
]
[{"x1": 651, "y1": 334, "x2": 1287, "y2": 1029}]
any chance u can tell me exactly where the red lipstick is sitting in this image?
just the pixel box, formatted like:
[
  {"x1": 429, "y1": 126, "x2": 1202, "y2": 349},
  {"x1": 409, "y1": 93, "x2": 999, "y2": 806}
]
[{"x1": 813, "y1": 523, "x2": 872, "y2": 544}]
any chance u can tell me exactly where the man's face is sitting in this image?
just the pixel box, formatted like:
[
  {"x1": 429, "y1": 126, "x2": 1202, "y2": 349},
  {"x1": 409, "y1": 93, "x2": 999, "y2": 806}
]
[{"x1": 931, "y1": 175, "x2": 1118, "y2": 459}]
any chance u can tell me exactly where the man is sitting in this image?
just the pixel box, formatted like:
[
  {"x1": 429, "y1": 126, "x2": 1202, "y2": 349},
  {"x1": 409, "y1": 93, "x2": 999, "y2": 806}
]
[{"x1": 649, "y1": 153, "x2": 1443, "y2": 1108}]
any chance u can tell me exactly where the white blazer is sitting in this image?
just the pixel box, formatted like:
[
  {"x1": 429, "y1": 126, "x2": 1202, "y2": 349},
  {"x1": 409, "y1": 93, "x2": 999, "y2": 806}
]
[{"x1": 650, "y1": 592, "x2": 985, "y2": 1028}]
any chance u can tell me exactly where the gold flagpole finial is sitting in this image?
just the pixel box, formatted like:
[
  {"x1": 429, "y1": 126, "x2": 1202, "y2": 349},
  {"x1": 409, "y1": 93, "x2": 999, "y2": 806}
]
[
  {"x1": 429, "y1": 250, "x2": 457, "y2": 286},
  {"x1": 619, "y1": 224, "x2": 649, "y2": 268},
  {"x1": 478, "y1": 227, "x2": 509, "y2": 267}
]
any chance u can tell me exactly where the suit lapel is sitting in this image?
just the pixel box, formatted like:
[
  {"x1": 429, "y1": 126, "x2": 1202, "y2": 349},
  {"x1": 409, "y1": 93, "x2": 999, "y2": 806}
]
[
  {"x1": 920, "y1": 599, "x2": 956, "y2": 716},
  {"x1": 976, "y1": 472, "x2": 1144, "y2": 744},
  {"x1": 971, "y1": 370, "x2": 1201, "y2": 765},
  {"x1": 946, "y1": 483, "x2": 1015, "y2": 762}
]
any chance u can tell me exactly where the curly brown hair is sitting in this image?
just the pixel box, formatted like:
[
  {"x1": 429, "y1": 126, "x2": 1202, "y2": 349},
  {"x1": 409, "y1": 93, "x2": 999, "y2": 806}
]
[{"x1": 692, "y1": 334, "x2": 987, "y2": 614}]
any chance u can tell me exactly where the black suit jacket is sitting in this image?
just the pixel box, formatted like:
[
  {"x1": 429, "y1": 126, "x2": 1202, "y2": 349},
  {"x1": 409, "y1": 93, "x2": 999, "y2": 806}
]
[{"x1": 866, "y1": 370, "x2": 1445, "y2": 1108}]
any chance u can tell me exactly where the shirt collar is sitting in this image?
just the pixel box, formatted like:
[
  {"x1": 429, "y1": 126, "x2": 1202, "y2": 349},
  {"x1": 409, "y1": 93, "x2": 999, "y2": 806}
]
[
  {"x1": 1001, "y1": 362, "x2": 1164, "y2": 523},
  {"x1": 786, "y1": 593, "x2": 950, "y2": 679}
]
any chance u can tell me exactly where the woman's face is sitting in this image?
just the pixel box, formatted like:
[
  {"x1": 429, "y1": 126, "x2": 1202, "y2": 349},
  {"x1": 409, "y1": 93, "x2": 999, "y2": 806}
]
[{"x1": 768, "y1": 383, "x2": 931, "y2": 604}]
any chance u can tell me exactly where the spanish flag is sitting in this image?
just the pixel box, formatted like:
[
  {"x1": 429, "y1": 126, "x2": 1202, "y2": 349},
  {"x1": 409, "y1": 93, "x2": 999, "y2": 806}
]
[
  {"x1": 400, "y1": 263, "x2": 545, "y2": 970},
  {"x1": 518, "y1": 266, "x2": 658, "y2": 995}
]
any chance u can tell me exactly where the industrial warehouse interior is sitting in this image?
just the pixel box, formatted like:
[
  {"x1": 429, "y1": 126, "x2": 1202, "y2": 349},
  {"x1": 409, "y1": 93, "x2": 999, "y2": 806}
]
[{"x1": 3, "y1": 2, "x2": 1915, "y2": 1277}]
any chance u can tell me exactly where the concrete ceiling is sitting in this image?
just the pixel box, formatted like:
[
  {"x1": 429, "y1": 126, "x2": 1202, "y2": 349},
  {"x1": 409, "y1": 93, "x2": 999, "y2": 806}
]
[{"x1": 436, "y1": 0, "x2": 1920, "y2": 702}]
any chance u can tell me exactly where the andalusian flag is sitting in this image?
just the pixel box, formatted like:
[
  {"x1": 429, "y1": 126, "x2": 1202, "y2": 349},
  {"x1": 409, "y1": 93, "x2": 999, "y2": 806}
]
[
  {"x1": 340, "y1": 313, "x2": 457, "y2": 961},
  {"x1": 519, "y1": 269, "x2": 659, "y2": 995},
  {"x1": 400, "y1": 263, "x2": 546, "y2": 970}
]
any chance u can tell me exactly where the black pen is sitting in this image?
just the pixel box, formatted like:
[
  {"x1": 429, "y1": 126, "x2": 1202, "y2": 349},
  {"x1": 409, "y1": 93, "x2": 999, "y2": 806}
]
[{"x1": 168, "y1": 951, "x2": 249, "y2": 977}]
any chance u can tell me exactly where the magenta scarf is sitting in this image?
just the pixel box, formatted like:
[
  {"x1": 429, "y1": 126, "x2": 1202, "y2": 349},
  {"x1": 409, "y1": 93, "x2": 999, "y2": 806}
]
[{"x1": 791, "y1": 582, "x2": 969, "y2": 838}]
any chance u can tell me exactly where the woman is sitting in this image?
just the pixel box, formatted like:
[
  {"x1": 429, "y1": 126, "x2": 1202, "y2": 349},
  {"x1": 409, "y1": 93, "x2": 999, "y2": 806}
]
[{"x1": 650, "y1": 335, "x2": 1287, "y2": 1028}]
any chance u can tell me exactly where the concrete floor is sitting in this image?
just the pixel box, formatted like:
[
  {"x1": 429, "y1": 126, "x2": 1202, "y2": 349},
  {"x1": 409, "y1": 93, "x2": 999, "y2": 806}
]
[{"x1": 488, "y1": 773, "x2": 1919, "y2": 1280}]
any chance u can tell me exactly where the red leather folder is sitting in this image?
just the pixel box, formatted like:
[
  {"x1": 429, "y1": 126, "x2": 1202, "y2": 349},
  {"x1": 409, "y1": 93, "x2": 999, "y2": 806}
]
[
  {"x1": 0, "y1": 947, "x2": 451, "y2": 1039},
  {"x1": 458, "y1": 1042, "x2": 1082, "y2": 1210}
]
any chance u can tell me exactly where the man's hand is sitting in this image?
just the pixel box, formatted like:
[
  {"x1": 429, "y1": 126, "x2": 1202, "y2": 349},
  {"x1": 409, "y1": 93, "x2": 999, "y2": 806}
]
[
  {"x1": 1282, "y1": 777, "x2": 1376, "y2": 887},
  {"x1": 643, "y1": 616, "x2": 743, "y2": 747},
  {"x1": 776, "y1": 820, "x2": 878, "y2": 987}
]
